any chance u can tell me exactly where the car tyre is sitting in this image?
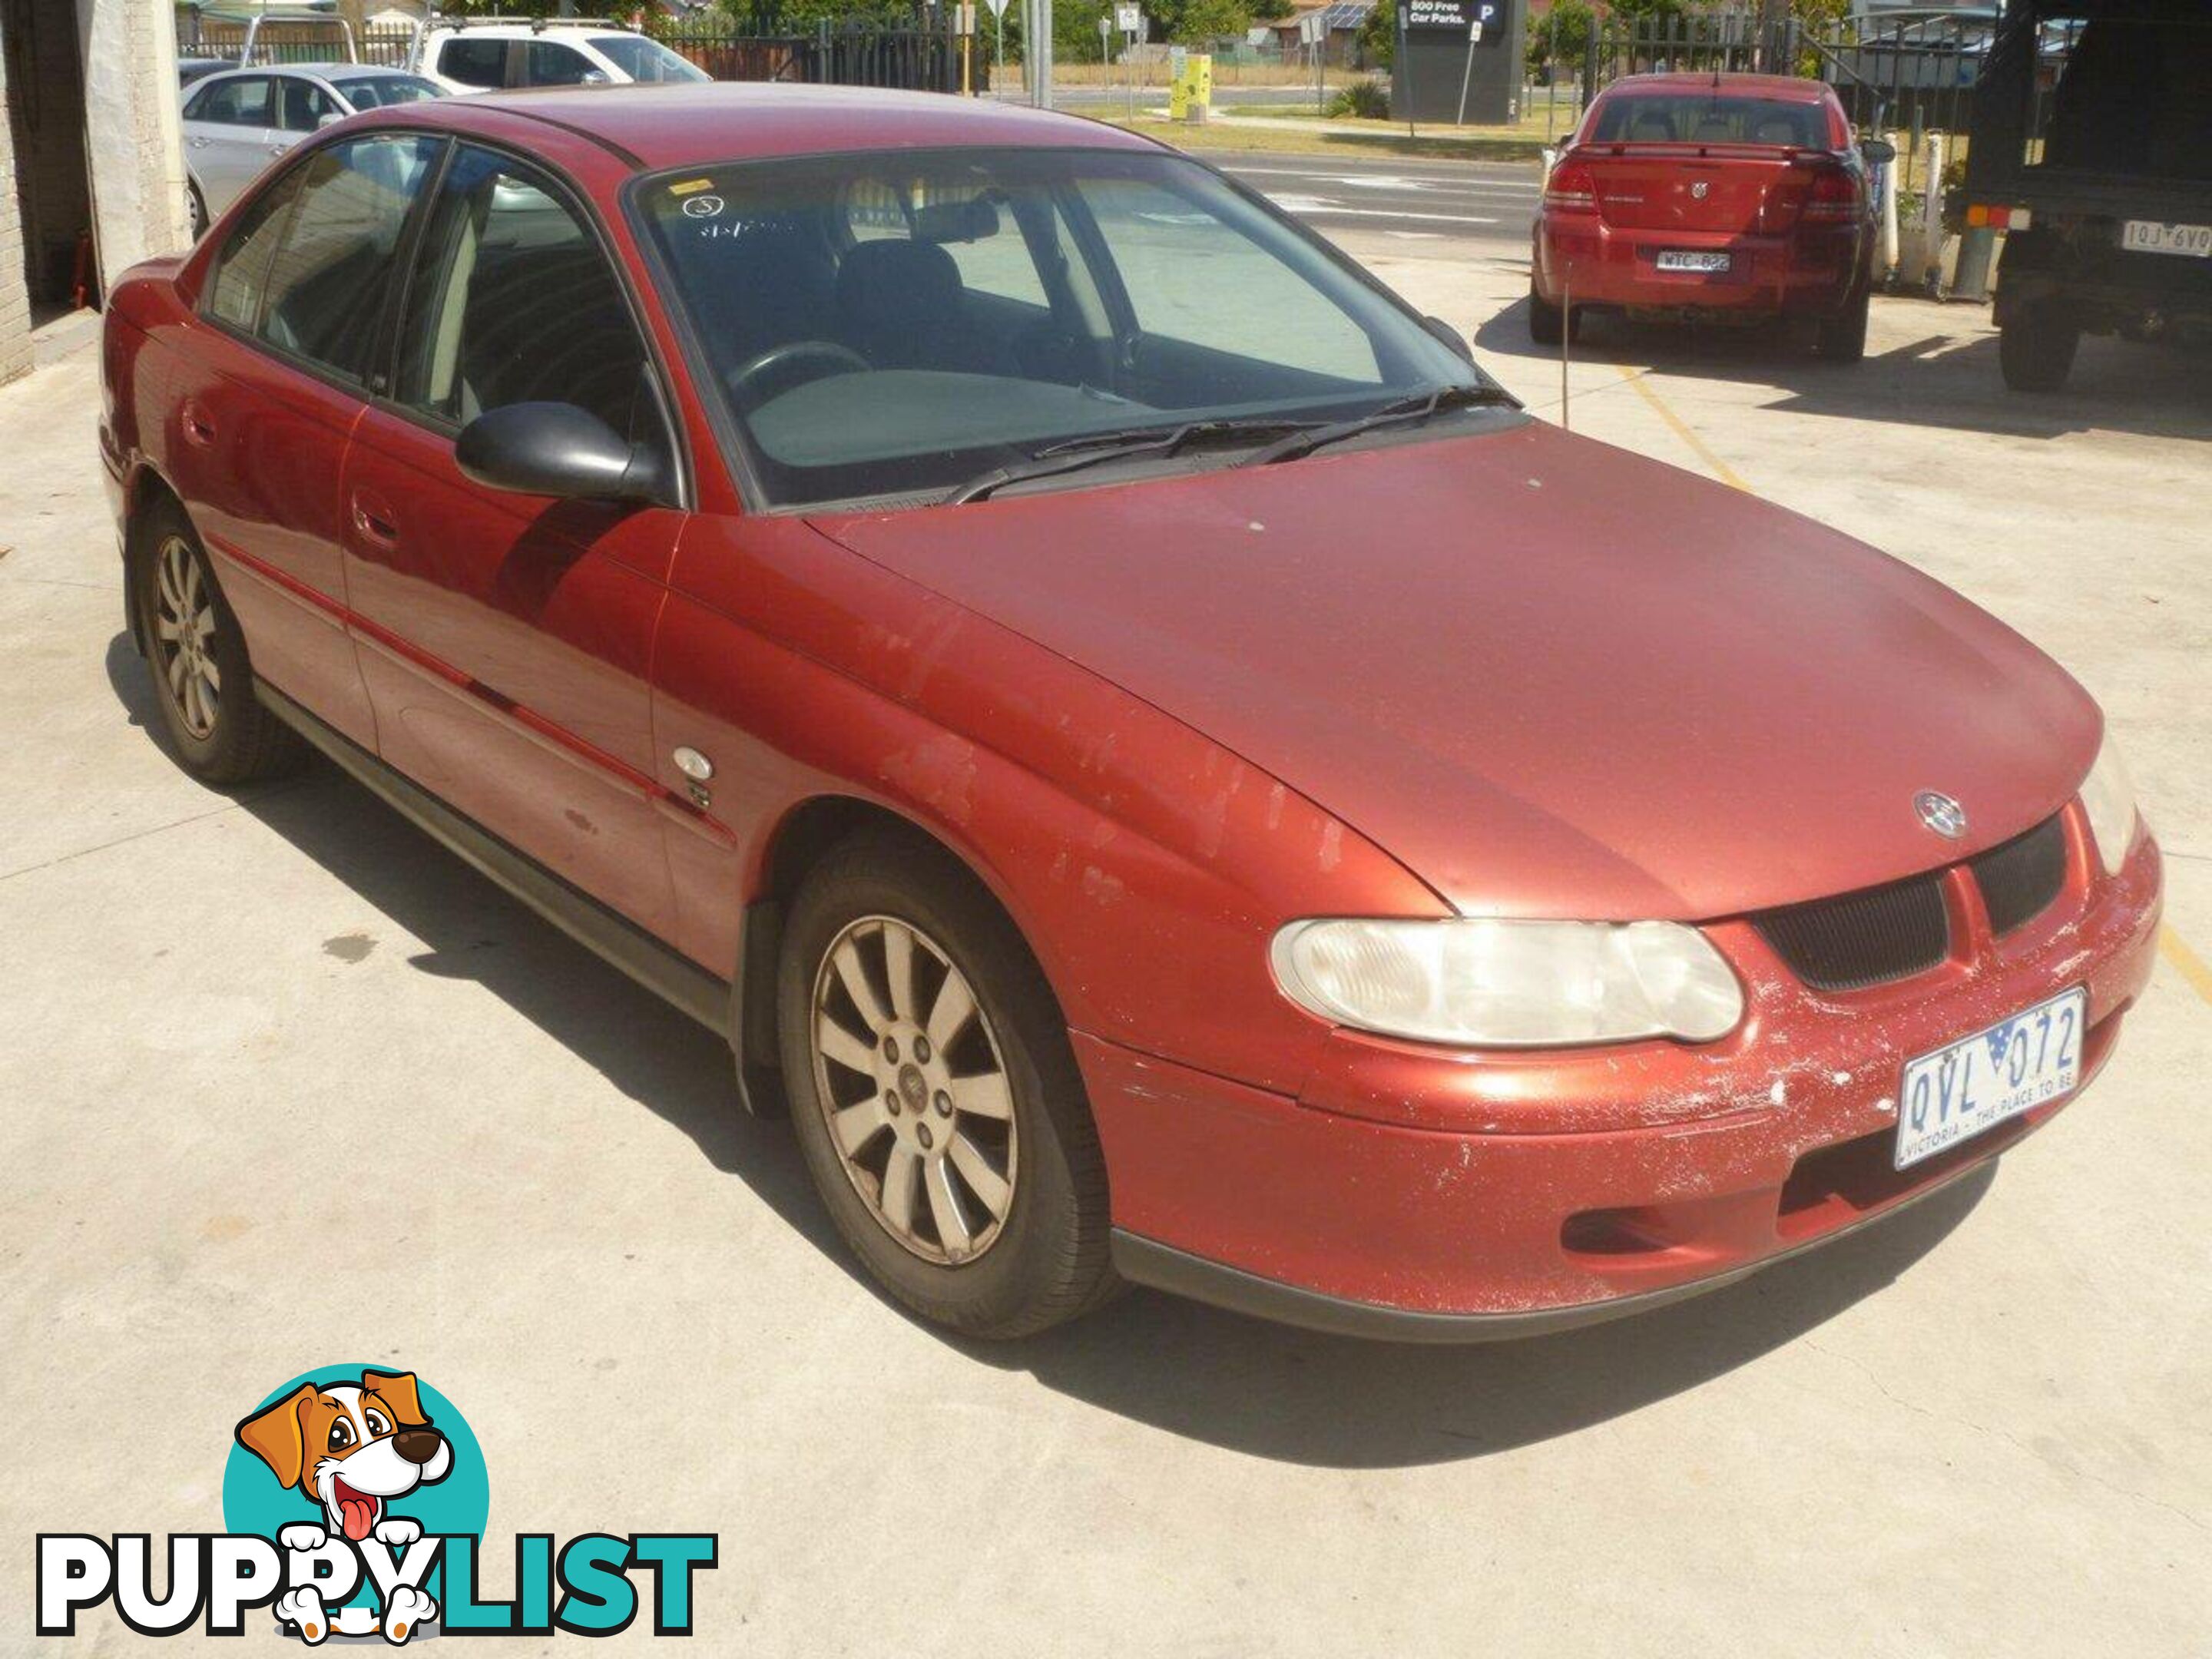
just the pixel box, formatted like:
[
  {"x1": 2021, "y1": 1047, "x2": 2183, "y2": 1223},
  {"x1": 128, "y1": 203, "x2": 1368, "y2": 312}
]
[
  {"x1": 187, "y1": 181, "x2": 209, "y2": 242},
  {"x1": 777, "y1": 830, "x2": 1118, "y2": 1339},
  {"x1": 131, "y1": 498, "x2": 306, "y2": 784},
  {"x1": 1813, "y1": 283, "x2": 1869, "y2": 364},
  {"x1": 1999, "y1": 303, "x2": 2079, "y2": 392},
  {"x1": 1528, "y1": 280, "x2": 1578, "y2": 347}
]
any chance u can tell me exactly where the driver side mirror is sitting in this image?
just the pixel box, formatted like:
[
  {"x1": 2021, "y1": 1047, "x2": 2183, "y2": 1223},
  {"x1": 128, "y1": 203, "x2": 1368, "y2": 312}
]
[
  {"x1": 455, "y1": 402, "x2": 672, "y2": 505},
  {"x1": 1859, "y1": 137, "x2": 1896, "y2": 165}
]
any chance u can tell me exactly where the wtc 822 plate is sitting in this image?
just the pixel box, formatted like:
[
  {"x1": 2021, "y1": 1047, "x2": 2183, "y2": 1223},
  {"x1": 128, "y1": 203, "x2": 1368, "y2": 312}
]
[{"x1": 1894, "y1": 987, "x2": 2086, "y2": 1170}]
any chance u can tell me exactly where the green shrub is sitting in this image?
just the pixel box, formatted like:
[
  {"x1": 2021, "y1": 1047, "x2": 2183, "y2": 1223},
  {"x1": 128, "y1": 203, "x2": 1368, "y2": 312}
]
[{"x1": 1329, "y1": 79, "x2": 1389, "y2": 119}]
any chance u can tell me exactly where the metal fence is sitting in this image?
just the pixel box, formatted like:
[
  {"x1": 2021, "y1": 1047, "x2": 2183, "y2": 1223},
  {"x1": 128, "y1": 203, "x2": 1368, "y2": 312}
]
[{"x1": 1589, "y1": 10, "x2": 1997, "y2": 142}]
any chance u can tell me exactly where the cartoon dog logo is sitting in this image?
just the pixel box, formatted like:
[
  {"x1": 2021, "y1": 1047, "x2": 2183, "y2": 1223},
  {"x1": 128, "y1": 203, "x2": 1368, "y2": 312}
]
[{"x1": 236, "y1": 1370, "x2": 450, "y2": 1644}]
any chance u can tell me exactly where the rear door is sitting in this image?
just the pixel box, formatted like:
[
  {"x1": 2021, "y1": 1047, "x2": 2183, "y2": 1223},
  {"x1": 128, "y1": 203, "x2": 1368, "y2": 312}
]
[
  {"x1": 170, "y1": 132, "x2": 445, "y2": 747},
  {"x1": 183, "y1": 75, "x2": 284, "y2": 211},
  {"x1": 340, "y1": 141, "x2": 684, "y2": 932}
]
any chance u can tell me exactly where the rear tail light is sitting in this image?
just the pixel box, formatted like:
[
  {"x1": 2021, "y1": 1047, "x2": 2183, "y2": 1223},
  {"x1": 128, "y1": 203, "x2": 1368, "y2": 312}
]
[
  {"x1": 1801, "y1": 166, "x2": 1862, "y2": 224},
  {"x1": 1544, "y1": 160, "x2": 1598, "y2": 214},
  {"x1": 1965, "y1": 203, "x2": 2032, "y2": 230}
]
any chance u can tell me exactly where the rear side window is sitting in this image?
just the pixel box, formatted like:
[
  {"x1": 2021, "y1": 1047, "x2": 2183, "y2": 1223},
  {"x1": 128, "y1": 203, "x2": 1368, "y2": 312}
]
[
  {"x1": 393, "y1": 144, "x2": 650, "y2": 436},
  {"x1": 208, "y1": 172, "x2": 303, "y2": 331},
  {"x1": 252, "y1": 134, "x2": 444, "y2": 383},
  {"x1": 1588, "y1": 94, "x2": 1833, "y2": 149},
  {"x1": 437, "y1": 37, "x2": 511, "y2": 88},
  {"x1": 187, "y1": 75, "x2": 275, "y2": 127}
]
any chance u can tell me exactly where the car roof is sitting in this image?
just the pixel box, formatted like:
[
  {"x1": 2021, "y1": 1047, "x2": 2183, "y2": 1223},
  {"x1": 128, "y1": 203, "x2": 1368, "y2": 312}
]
[
  {"x1": 190, "y1": 61, "x2": 419, "y2": 82},
  {"x1": 1601, "y1": 71, "x2": 1836, "y2": 104},
  {"x1": 411, "y1": 83, "x2": 1157, "y2": 171}
]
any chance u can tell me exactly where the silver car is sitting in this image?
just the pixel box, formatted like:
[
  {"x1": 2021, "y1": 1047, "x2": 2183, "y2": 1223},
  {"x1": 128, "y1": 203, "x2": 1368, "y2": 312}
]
[{"x1": 181, "y1": 63, "x2": 443, "y2": 237}]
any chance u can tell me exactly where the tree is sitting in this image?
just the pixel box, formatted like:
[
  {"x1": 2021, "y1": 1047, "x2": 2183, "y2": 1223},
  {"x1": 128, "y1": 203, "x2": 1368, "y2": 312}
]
[
  {"x1": 1525, "y1": 0, "x2": 1593, "y2": 77},
  {"x1": 1147, "y1": 0, "x2": 1251, "y2": 44},
  {"x1": 1356, "y1": 0, "x2": 1392, "y2": 72}
]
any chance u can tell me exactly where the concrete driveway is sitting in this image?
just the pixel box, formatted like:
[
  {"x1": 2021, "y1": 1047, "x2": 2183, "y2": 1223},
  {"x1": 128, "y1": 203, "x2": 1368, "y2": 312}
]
[{"x1": 2, "y1": 237, "x2": 2208, "y2": 1657}]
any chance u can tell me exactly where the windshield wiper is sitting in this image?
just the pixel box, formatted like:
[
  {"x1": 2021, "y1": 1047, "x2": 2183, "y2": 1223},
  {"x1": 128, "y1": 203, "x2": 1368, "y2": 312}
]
[
  {"x1": 942, "y1": 417, "x2": 1325, "y2": 505},
  {"x1": 1234, "y1": 383, "x2": 1518, "y2": 469}
]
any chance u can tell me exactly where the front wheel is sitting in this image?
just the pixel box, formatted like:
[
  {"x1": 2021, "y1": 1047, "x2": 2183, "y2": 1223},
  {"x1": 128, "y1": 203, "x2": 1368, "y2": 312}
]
[{"x1": 777, "y1": 831, "x2": 1116, "y2": 1338}]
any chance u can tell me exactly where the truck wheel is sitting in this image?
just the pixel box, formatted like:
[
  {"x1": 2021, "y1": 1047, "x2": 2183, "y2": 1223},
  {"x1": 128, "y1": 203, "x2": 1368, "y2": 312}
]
[
  {"x1": 1999, "y1": 304, "x2": 2079, "y2": 392},
  {"x1": 1528, "y1": 279, "x2": 1577, "y2": 347},
  {"x1": 778, "y1": 830, "x2": 1118, "y2": 1339},
  {"x1": 1814, "y1": 285, "x2": 1870, "y2": 364}
]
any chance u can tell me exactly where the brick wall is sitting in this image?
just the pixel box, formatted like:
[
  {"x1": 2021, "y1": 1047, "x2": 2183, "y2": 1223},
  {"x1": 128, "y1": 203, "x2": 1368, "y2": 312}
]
[{"x1": 0, "y1": 10, "x2": 31, "y2": 386}]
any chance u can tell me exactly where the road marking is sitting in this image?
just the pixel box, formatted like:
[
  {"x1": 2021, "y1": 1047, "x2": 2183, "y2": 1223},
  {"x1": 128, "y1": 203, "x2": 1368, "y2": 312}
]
[
  {"x1": 1607, "y1": 362, "x2": 1753, "y2": 492},
  {"x1": 1270, "y1": 194, "x2": 1498, "y2": 224},
  {"x1": 1221, "y1": 163, "x2": 1538, "y2": 192},
  {"x1": 2161, "y1": 926, "x2": 2212, "y2": 1008}
]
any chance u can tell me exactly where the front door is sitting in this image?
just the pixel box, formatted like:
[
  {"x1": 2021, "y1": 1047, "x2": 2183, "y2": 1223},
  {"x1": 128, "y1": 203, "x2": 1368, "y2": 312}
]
[
  {"x1": 341, "y1": 141, "x2": 684, "y2": 935},
  {"x1": 181, "y1": 74, "x2": 286, "y2": 213}
]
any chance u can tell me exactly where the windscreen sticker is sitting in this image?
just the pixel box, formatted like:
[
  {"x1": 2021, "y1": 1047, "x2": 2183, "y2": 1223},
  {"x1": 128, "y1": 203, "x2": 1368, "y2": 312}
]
[{"x1": 667, "y1": 177, "x2": 717, "y2": 197}]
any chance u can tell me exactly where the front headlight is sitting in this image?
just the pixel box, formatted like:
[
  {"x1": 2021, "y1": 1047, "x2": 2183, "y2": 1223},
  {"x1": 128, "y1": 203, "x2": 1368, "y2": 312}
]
[
  {"x1": 1270, "y1": 918, "x2": 1744, "y2": 1048},
  {"x1": 2079, "y1": 729, "x2": 2140, "y2": 877}
]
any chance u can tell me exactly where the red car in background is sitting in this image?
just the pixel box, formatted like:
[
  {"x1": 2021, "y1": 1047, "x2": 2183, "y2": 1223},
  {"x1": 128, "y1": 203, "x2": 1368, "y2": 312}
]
[
  {"x1": 1532, "y1": 72, "x2": 1892, "y2": 359},
  {"x1": 99, "y1": 86, "x2": 2157, "y2": 1343}
]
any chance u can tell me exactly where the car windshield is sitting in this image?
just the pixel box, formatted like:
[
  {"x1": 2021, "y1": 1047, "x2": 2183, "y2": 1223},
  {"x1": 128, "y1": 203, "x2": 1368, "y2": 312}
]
[
  {"x1": 1588, "y1": 94, "x2": 1834, "y2": 149},
  {"x1": 634, "y1": 147, "x2": 1493, "y2": 508},
  {"x1": 588, "y1": 35, "x2": 710, "y2": 83},
  {"x1": 335, "y1": 74, "x2": 442, "y2": 110}
]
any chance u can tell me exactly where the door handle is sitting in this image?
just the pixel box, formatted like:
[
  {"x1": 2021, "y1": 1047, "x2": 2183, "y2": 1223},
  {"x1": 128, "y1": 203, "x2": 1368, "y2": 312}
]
[
  {"x1": 180, "y1": 402, "x2": 216, "y2": 448},
  {"x1": 349, "y1": 492, "x2": 399, "y2": 549},
  {"x1": 189, "y1": 135, "x2": 210, "y2": 149}
]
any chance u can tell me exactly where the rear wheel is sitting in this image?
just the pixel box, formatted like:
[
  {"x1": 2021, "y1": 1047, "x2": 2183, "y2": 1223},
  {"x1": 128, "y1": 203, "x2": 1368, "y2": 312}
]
[
  {"x1": 1999, "y1": 301, "x2": 2080, "y2": 392},
  {"x1": 777, "y1": 831, "x2": 1116, "y2": 1338},
  {"x1": 187, "y1": 181, "x2": 209, "y2": 242},
  {"x1": 131, "y1": 499, "x2": 305, "y2": 784},
  {"x1": 1528, "y1": 279, "x2": 1578, "y2": 347},
  {"x1": 1813, "y1": 283, "x2": 1869, "y2": 363}
]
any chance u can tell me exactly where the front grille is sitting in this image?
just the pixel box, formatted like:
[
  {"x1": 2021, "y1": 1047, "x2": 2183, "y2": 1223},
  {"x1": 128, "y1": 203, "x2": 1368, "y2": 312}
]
[
  {"x1": 1753, "y1": 874, "x2": 1952, "y2": 992},
  {"x1": 1969, "y1": 813, "x2": 2068, "y2": 937}
]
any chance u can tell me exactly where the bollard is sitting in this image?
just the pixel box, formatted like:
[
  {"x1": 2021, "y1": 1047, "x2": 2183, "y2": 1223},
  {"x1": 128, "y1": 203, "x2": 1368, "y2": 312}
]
[{"x1": 1952, "y1": 227, "x2": 1998, "y2": 304}]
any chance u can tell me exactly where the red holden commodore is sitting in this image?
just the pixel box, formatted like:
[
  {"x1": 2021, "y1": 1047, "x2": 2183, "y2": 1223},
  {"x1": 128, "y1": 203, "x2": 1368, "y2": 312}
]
[
  {"x1": 100, "y1": 85, "x2": 2159, "y2": 1340},
  {"x1": 1532, "y1": 71, "x2": 1891, "y2": 359}
]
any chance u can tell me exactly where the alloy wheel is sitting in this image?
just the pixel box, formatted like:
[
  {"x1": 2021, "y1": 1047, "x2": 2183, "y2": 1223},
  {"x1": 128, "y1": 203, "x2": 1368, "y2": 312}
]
[
  {"x1": 809, "y1": 915, "x2": 1018, "y2": 1266},
  {"x1": 153, "y1": 534, "x2": 220, "y2": 740}
]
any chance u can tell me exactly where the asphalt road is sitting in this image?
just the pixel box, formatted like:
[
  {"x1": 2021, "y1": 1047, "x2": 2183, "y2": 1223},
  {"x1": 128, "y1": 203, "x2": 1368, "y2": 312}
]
[{"x1": 1194, "y1": 147, "x2": 1538, "y2": 253}]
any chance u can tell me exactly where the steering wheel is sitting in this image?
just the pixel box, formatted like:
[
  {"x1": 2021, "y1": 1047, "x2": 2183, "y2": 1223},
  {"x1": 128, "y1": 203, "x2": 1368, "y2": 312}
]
[{"x1": 726, "y1": 339, "x2": 869, "y2": 406}]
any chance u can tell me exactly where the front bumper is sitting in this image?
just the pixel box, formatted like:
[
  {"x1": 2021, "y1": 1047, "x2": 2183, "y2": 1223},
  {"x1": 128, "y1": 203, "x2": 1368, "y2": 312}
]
[{"x1": 1080, "y1": 820, "x2": 2162, "y2": 1339}]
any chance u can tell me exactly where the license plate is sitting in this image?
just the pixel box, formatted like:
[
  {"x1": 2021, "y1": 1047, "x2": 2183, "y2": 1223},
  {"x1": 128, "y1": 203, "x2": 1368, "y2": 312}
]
[
  {"x1": 2121, "y1": 220, "x2": 2212, "y2": 258},
  {"x1": 1656, "y1": 250, "x2": 1732, "y2": 273},
  {"x1": 1894, "y1": 988, "x2": 2085, "y2": 1170}
]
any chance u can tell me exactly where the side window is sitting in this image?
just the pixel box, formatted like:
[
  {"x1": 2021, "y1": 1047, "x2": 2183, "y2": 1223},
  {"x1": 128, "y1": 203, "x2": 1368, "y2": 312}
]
[
  {"x1": 275, "y1": 78, "x2": 339, "y2": 134},
  {"x1": 254, "y1": 134, "x2": 444, "y2": 383},
  {"x1": 1075, "y1": 175, "x2": 1382, "y2": 383},
  {"x1": 207, "y1": 171, "x2": 303, "y2": 331},
  {"x1": 523, "y1": 41, "x2": 600, "y2": 86},
  {"x1": 394, "y1": 145, "x2": 650, "y2": 438},
  {"x1": 438, "y1": 38, "x2": 512, "y2": 89},
  {"x1": 189, "y1": 76, "x2": 275, "y2": 127}
]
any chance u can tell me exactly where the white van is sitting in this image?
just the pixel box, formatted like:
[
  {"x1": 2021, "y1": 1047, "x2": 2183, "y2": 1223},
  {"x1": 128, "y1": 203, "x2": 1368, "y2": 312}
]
[{"x1": 412, "y1": 18, "x2": 710, "y2": 94}]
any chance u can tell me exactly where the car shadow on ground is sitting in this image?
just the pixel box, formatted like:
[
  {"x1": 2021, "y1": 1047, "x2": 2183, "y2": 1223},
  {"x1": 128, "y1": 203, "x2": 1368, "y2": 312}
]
[
  {"x1": 102, "y1": 628, "x2": 1997, "y2": 1470},
  {"x1": 1475, "y1": 295, "x2": 2212, "y2": 443}
]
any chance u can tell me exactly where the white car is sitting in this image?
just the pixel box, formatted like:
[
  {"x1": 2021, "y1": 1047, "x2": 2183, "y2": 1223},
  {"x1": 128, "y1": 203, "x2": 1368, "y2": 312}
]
[
  {"x1": 412, "y1": 21, "x2": 710, "y2": 94},
  {"x1": 180, "y1": 63, "x2": 444, "y2": 236}
]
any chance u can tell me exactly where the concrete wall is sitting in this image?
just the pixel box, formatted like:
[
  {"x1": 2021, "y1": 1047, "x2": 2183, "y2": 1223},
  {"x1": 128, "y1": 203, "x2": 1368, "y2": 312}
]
[
  {"x1": 0, "y1": 29, "x2": 29, "y2": 385},
  {"x1": 0, "y1": 0, "x2": 184, "y2": 386}
]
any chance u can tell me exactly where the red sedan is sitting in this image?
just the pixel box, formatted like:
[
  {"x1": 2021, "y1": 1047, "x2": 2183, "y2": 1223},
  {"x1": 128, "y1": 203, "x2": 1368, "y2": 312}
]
[
  {"x1": 100, "y1": 85, "x2": 2158, "y2": 1341},
  {"x1": 1532, "y1": 72, "x2": 1890, "y2": 359}
]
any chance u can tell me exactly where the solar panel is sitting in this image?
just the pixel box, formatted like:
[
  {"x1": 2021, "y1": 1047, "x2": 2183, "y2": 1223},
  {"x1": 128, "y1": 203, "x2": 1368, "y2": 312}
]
[{"x1": 1317, "y1": 1, "x2": 1373, "y2": 28}]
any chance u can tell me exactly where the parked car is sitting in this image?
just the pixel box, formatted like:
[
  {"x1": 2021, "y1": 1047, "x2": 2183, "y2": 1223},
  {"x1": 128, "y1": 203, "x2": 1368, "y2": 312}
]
[
  {"x1": 180, "y1": 64, "x2": 443, "y2": 237},
  {"x1": 1964, "y1": 0, "x2": 2212, "y2": 391},
  {"x1": 99, "y1": 85, "x2": 2160, "y2": 1342},
  {"x1": 412, "y1": 19, "x2": 710, "y2": 94},
  {"x1": 1532, "y1": 71, "x2": 1893, "y2": 359}
]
